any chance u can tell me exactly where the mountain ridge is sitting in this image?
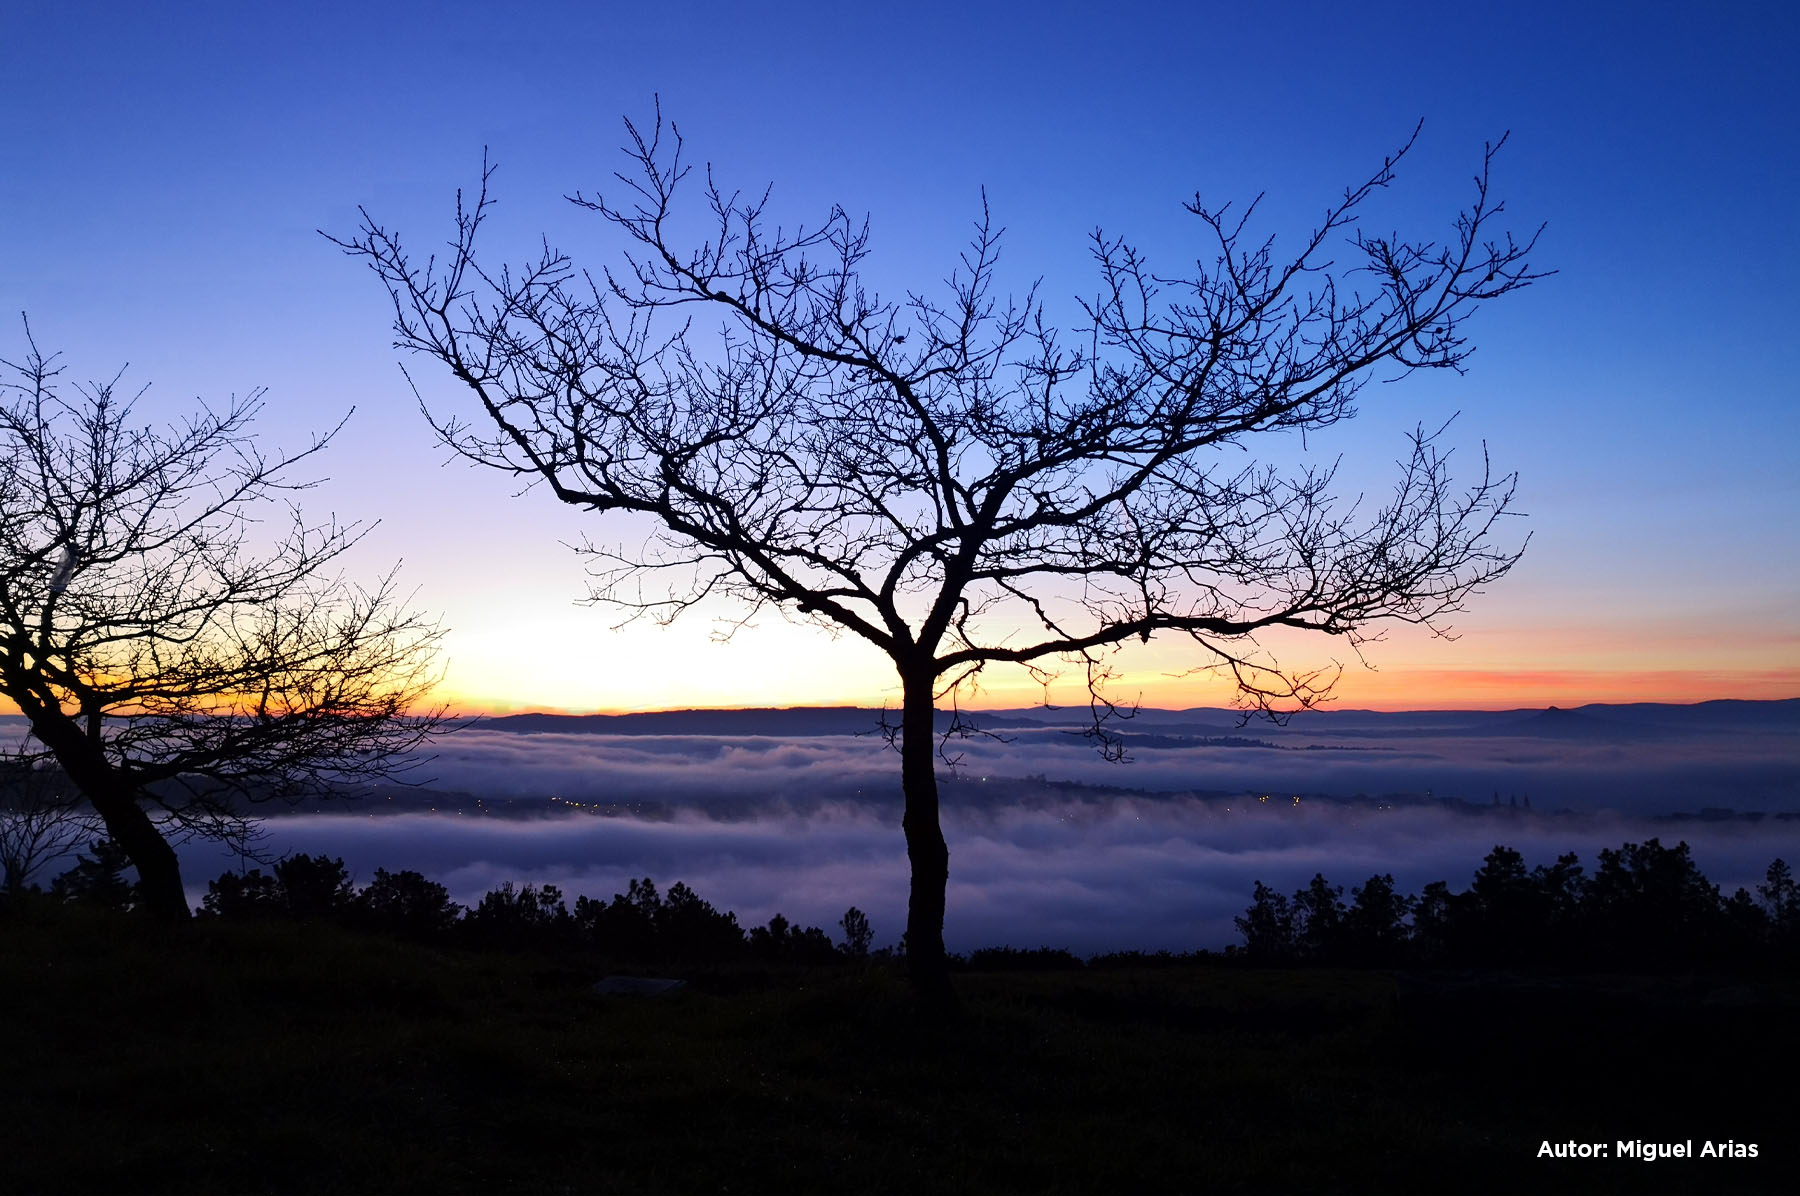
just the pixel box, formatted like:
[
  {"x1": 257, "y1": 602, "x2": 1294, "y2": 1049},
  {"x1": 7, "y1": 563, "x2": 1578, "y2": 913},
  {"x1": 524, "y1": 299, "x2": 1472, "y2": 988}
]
[{"x1": 476, "y1": 698, "x2": 1800, "y2": 738}]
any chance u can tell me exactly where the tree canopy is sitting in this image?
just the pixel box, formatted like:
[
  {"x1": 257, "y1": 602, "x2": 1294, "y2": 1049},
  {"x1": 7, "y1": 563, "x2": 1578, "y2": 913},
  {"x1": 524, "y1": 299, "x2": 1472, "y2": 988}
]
[
  {"x1": 336, "y1": 109, "x2": 1542, "y2": 994},
  {"x1": 0, "y1": 322, "x2": 449, "y2": 916}
]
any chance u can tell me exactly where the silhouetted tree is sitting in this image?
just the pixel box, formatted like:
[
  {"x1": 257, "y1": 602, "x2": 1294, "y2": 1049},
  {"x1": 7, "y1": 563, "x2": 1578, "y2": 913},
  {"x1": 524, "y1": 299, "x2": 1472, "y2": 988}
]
[
  {"x1": 1234, "y1": 880, "x2": 1298, "y2": 961},
  {"x1": 838, "y1": 906, "x2": 873, "y2": 959},
  {"x1": 1293, "y1": 874, "x2": 1348, "y2": 961},
  {"x1": 747, "y1": 912, "x2": 794, "y2": 960},
  {"x1": 1468, "y1": 845, "x2": 1541, "y2": 963},
  {"x1": 1470, "y1": 845, "x2": 1531, "y2": 908},
  {"x1": 1530, "y1": 850, "x2": 1587, "y2": 963},
  {"x1": 576, "y1": 877, "x2": 665, "y2": 959},
  {"x1": 1720, "y1": 886, "x2": 1770, "y2": 956},
  {"x1": 272, "y1": 854, "x2": 356, "y2": 918},
  {"x1": 1531, "y1": 851, "x2": 1586, "y2": 922},
  {"x1": 1408, "y1": 879, "x2": 1466, "y2": 962},
  {"x1": 0, "y1": 323, "x2": 451, "y2": 918},
  {"x1": 464, "y1": 881, "x2": 574, "y2": 947},
  {"x1": 1344, "y1": 873, "x2": 1412, "y2": 963},
  {"x1": 573, "y1": 893, "x2": 618, "y2": 947},
  {"x1": 657, "y1": 880, "x2": 745, "y2": 959},
  {"x1": 356, "y1": 867, "x2": 462, "y2": 939},
  {"x1": 1581, "y1": 839, "x2": 1721, "y2": 966},
  {"x1": 1759, "y1": 859, "x2": 1799, "y2": 942},
  {"x1": 336, "y1": 110, "x2": 1541, "y2": 996}
]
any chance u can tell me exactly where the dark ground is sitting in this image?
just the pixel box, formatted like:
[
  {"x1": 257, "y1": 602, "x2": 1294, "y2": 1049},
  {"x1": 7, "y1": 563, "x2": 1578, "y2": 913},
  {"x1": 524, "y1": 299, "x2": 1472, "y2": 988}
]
[{"x1": 2, "y1": 910, "x2": 1792, "y2": 1194}]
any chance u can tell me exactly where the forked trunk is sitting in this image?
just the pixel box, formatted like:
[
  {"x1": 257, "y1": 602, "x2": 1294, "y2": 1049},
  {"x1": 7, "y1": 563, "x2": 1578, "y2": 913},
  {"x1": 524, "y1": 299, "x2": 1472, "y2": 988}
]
[{"x1": 899, "y1": 675, "x2": 955, "y2": 1010}]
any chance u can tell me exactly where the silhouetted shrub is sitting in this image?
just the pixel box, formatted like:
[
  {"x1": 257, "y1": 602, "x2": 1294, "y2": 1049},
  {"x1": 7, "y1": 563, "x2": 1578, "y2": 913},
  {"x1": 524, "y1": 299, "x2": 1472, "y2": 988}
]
[
  {"x1": 966, "y1": 946, "x2": 1084, "y2": 972},
  {"x1": 202, "y1": 869, "x2": 284, "y2": 918},
  {"x1": 50, "y1": 839, "x2": 138, "y2": 912},
  {"x1": 748, "y1": 913, "x2": 839, "y2": 964},
  {"x1": 1086, "y1": 950, "x2": 1211, "y2": 969}
]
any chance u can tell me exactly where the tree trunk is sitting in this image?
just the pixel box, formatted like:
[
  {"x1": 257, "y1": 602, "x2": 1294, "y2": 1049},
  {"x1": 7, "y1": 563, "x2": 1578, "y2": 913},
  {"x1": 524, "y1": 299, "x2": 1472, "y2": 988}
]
[
  {"x1": 86, "y1": 788, "x2": 190, "y2": 919},
  {"x1": 14, "y1": 704, "x2": 191, "y2": 919},
  {"x1": 899, "y1": 674, "x2": 955, "y2": 1010}
]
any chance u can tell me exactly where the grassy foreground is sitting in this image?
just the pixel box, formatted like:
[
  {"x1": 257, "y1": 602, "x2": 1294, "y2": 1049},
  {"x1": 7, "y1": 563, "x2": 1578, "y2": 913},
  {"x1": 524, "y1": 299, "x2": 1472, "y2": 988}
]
[{"x1": 2, "y1": 910, "x2": 1792, "y2": 1194}]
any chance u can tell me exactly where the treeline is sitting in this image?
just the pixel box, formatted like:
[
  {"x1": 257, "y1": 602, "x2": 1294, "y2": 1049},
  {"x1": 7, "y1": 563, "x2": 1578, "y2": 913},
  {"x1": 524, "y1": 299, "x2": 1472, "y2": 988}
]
[
  {"x1": 21, "y1": 844, "x2": 1196, "y2": 971},
  {"x1": 1237, "y1": 838, "x2": 1800, "y2": 969},
  {"x1": 37, "y1": 840, "x2": 876, "y2": 966},
  {"x1": 23, "y1": 834, "x2": 1800, "y2": 973}
]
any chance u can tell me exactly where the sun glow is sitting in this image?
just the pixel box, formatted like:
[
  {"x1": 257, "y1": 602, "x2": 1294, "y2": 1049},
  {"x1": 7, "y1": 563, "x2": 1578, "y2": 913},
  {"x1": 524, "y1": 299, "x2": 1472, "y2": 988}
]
[{"x1": 418, "y1": 603, "x2": 1800, "y2": 716}]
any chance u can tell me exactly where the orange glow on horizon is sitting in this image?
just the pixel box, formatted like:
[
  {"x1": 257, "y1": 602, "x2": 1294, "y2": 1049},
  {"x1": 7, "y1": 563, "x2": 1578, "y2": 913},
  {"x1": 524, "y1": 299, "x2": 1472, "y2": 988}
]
[
  {"x1": 5, "y1": 611, "x2": 1795, "y2": 720},
  {"x1": 6, "y1": 667, "x2": 1796, "y2": 723},
  {"x1": 423, "y1": 666, "x2": 1800, "y2": 718}
]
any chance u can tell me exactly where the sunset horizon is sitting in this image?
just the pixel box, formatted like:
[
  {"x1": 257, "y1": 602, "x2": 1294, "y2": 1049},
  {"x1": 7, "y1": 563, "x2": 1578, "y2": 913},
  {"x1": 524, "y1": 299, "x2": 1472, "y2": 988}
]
[{"x1": 435, "y1": 685, "x2": 1800, "y2": 720}]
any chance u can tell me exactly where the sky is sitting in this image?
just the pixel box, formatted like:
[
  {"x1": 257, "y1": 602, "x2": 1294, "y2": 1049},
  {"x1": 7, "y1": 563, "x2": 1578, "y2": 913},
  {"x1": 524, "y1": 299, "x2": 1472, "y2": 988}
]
[{"x1": 3, "y1": 0, "x2": 1797, "y2": 715}]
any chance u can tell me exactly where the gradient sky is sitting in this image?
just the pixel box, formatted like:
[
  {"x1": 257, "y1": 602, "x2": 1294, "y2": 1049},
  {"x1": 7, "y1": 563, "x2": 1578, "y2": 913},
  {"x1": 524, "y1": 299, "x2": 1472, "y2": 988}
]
[{"x1": 3, "y1": 0, "x2": 1796, "y2": 714}]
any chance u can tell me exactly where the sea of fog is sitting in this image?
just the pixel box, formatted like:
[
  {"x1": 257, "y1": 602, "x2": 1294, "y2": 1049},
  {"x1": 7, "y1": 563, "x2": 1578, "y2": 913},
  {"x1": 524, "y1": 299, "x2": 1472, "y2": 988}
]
[
  {"x1": 394, "y1": 714, "x2": 1800, "y2": 815},
  {"x1": 171, "y1": 711, "x2": 1800, "y2": 953},
  {"x1": 10, "y1": 711, "x2": 1798, "y2": 952}
]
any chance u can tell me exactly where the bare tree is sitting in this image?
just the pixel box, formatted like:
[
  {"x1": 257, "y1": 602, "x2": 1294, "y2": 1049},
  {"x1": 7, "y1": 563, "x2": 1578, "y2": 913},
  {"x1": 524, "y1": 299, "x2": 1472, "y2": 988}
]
[
  {"x1": 334, "y1": 111, "x2": 1542, "y2": 997},
  {"x1": 0, "y1": 746, "x2": 96, "y2": 899},
  {"x1": 0, "y1": 322, "x2": 450, "y2": 918}
]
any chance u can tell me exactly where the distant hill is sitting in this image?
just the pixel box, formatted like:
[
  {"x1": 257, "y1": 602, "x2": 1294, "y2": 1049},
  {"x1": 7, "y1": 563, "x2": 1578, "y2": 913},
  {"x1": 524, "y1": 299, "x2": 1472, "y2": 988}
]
[
  {"x1": 1490, "y1": 705, "x2": 1660, "y2": 741},
  {"x1": 482, "y1": 706, "x2": 1057, "y2": 738},
  {"x1": 1572, "y1": 697, "x2": 1800, "y2": 730},
  {"x1": 475, "y1": 699, "x2": 1800, "y2": 740}
]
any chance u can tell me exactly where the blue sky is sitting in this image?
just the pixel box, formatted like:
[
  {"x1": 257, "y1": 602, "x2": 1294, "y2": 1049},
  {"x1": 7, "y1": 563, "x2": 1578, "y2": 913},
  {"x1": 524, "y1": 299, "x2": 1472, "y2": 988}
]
[{"x1": 4, "y1": 0, "x2": 1796, "y2": 711}]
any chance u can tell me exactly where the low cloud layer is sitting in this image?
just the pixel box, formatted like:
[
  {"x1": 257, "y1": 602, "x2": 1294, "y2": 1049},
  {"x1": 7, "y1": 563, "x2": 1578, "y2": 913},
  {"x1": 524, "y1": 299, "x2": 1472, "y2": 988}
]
[
  {"x1": 12, "y1": 710, "x2": 1796, "y2": 951},
  {"x1": 11, "y1": 711, "x2": 1795, "y2": 816},
  {"x1": 404, "y1": 719, "x2": 1799, "y2": 816}
]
